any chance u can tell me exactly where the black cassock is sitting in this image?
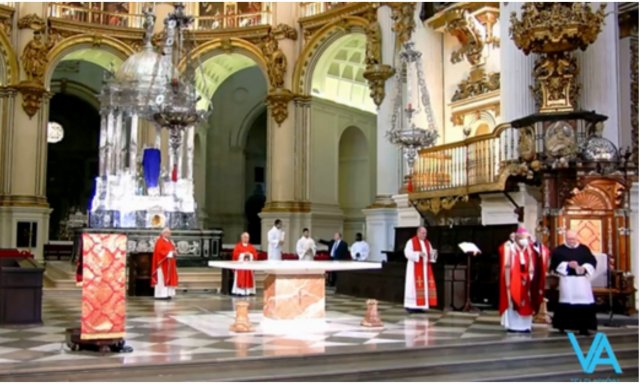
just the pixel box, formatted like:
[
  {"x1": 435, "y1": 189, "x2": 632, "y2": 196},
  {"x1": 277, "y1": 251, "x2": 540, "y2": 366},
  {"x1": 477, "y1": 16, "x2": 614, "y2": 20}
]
[{"x1": 549, "y1": 244, "x2": 598, "y2": 332}]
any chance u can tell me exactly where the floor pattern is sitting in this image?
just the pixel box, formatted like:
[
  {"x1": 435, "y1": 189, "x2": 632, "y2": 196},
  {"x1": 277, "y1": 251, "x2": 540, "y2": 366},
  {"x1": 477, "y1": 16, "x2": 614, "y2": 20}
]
[{"x1": 0, "y1": 290, "x2": 635, "y2": 373}]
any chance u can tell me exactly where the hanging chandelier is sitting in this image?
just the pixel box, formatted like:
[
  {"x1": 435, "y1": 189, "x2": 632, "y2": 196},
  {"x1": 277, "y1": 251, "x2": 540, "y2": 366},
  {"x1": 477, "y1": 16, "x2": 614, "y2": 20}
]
[{"x1": 387, "y1": 41, "x2": 439, "y2": 193}]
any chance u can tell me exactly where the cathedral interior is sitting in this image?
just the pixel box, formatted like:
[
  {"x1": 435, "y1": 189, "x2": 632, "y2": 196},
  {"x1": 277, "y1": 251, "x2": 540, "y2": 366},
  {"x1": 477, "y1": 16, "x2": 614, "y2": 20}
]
[{"x1": 0, "y1": 1, "x2": 637, "y2": 381}]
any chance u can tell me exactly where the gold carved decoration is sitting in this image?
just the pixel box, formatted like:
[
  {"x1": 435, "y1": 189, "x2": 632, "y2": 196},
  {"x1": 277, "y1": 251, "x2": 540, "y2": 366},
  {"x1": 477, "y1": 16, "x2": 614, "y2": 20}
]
[
  {"x1": 261, "y1": 25, "x2": 297, "y2": 125},
  {"x1": 0, "y1": 4, "x2": 13, "y2": 37},
  {"x1": 451, "y1": 66, "x2": 499, "y2": 102},
  {"x1": 265, "y1": 88, "x2": 294, "y2": 126},
  {"x1": 262, "y1": 200, "x2": 311, "y2": 213},
  {"x1": 362, "y1": 4, "x2": 394, "y2": 107},
  {"x1": 261, "y1": 28, "x2": 287, "y2": 90},
  {"x1": 444, "y1": 7, "x2": 499, "y2": 66},
  {"x1": 518, "y1": 126, "x2": 536, "y2": 162},
  {"x1": 17, "y1": 13, "x2": 46, "y2": 31},
  {"x1": 390, "y1": 2, "x2": 416, "y2": 47},
  {"x1": 21, "y1": 29, "x2": 57, "y2": 84},
  {"x1": 510, "y1": 3, "x2": 607, "y2": 113},
  {"x1": 13, "y1": 81, "x2": 49, "y2": 118},
  {"x1": 566, "y1": 179, "x2": 626, "y2": 211},
  {"x1": 272, "y1": 23, "x2": 298, "y2": 41},
  {"x1": 414, "y1": 195, "x2": 468, "y2": 215}
]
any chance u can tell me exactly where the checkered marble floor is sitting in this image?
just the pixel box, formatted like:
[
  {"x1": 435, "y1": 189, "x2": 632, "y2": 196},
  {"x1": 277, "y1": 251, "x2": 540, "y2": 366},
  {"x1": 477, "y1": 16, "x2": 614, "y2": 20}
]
[{"x1": 0, "y1": 290, "x2": 634, "y2": 373}]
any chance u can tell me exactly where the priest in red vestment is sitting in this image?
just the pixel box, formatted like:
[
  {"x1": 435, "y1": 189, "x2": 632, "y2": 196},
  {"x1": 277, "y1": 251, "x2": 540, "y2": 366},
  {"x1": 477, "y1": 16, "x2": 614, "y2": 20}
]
[
  {"x1": 231, "y1": 232, "x2": 257, "y2": 296},
  {"x1": 403, "y1": 226, "x2": 438, "y2": 313},
  {"x1": 151, "y1": 227, "x2": 179, "y2": 300},
  {"x1": 499, "y1": 227, "x2": 537, "y2": 332}
]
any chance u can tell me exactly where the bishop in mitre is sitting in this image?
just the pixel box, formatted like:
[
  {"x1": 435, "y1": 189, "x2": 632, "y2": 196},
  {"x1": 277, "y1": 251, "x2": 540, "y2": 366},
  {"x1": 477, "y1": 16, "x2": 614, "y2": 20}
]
[{"x1": 231, "y1": 232, "x2": 257, "y2": 296}]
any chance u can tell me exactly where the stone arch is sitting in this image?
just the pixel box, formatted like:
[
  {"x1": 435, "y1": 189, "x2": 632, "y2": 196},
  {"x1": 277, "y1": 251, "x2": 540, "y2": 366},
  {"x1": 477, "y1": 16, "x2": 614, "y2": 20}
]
[
  {"x1": 186, "y1": 37, "x2": 269, "y2": 80},
  {"x1": 49, "y1": 79, "x2": 100, "y2": 110},
  {"x1": 0, "y1": 29, "x2": 19, "y2": 84},
  {"x1": 231, "y1": 99, "x2": 267, "y2": 150},
  {"x1": 293, "y1": 16, "x2": 368, "y2": 96},
  {"x1": 45, "y1": 34, "x2": 134, "y2": 87}
]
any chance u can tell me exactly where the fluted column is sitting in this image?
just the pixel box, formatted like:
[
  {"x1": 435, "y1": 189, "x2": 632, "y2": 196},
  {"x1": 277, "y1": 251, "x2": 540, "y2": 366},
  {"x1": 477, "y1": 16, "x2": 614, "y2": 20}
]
[
  {"x1": 499, "y1": 2, "x2": 536, "y2": 122},
  {"x1": 576, "y1": 2, "x2": 619, "y2": 143}
]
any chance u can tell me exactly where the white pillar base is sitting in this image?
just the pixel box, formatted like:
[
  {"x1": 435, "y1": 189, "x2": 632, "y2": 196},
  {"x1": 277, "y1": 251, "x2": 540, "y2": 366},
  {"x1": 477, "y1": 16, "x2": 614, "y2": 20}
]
[
  {"x1": 392, "y1": 194, "x2": 422, "y2": 228},
  {"x1": 0, "y1": 205, "x2": 52, "y2": 261},
  {"x1": 363, "y1": 207, "x2": 397, "y2": 262}
]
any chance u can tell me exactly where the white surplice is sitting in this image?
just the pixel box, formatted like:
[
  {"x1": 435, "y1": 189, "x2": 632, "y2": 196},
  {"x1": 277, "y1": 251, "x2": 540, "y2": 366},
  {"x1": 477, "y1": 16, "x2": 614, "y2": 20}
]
[
  {"x1": 296, "y1": 237, "x2": 316, "y2": 260},
  {"x1": 403, "y1": 238, "x2": 430, "y2": 310},
  {"x1": 267, "y1": 226, "x2": 283, "y2": 260}
]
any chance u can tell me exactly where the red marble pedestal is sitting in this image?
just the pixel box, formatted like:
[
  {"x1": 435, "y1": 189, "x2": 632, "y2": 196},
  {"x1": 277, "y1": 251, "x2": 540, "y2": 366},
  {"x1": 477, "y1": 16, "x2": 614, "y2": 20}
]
[{"x1": 263, "y1": 274, "x2": 325, "y2": 320}]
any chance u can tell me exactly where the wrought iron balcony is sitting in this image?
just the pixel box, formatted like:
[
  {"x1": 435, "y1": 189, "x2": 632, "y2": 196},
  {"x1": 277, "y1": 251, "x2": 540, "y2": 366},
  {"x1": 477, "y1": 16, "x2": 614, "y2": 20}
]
[
  {"x1": 411, "y1": 124, "x2": 519, "y2": 197},
  {"x1": 300, "y1": 2, "x2": 348, "y2": 17}
]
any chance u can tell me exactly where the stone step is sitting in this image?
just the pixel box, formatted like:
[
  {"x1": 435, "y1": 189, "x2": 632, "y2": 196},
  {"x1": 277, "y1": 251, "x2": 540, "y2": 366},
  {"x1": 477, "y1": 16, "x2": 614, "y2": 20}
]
[{"x1": 1, "y1": 329, "x2": 635, "y2": 381}]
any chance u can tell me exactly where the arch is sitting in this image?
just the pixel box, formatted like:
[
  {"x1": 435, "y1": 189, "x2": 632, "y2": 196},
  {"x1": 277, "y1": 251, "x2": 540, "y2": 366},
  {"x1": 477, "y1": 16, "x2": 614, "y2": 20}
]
[
  {"x1": 293, "y1": 16, "x2": 368, "y2": 96},
  {"x1": 0, "y1": 29, "x2": 19, "y2": 84},
  {"x1": 186, "y1": 37, "x2": 269, "y2": 80},
  {"x1": 45, "y1": 34, "x2": 135, "y2": 87},
  {"x1": 50, "y1": 79, "x2": 100, "y2": 110},
  {"x1": 231, "y1": 99, "x2": 268, "y2": 150},
  {"x1": 338, "y1": 125, "x2": 370, "y2": 207}
]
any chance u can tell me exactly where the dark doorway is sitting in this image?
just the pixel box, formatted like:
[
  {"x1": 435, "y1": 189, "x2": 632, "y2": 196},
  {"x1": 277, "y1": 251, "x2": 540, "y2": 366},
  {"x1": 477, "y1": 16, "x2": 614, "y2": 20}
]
[{"x1": 47, "y1": 93, "x2": 100, "y2": 239}]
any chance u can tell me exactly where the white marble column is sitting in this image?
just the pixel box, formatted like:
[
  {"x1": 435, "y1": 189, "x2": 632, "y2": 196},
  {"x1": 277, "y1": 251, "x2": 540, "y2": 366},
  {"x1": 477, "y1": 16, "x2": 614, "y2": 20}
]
[
  {"x1": 630, "y1": 182, "x2": 639, "y2": 310},
  {"x1": 373, "y1": 5, "x2": 401, "y2": 203},
  {"x1": 499, "y1": 2, "x2": 537, "y2": 122},
  {"x1": 576, "y1": 3, "x2": 620, "y2": 143}
]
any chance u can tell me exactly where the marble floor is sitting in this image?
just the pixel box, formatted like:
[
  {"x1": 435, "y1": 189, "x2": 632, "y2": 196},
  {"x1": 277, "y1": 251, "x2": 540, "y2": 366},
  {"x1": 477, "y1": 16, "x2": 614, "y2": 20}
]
[{"x1": 0, "y1": 290, "x2": 636, "y2": 375}]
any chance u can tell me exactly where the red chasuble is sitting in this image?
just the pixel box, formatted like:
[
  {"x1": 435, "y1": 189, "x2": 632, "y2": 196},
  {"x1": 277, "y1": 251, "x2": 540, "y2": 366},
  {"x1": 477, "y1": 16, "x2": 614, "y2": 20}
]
[
  {"x1": 411, "y1": 236, "x2": 438, "y2": 307},
  {"x1": 499, "y1": 243, "x2": 534, "y2": 317},
  {"x1": 232, "y1": 242, "x2": 257, "y2": 289},
  {"x1": 151, "y1": 236, "x2": 179, "y2": 287}
]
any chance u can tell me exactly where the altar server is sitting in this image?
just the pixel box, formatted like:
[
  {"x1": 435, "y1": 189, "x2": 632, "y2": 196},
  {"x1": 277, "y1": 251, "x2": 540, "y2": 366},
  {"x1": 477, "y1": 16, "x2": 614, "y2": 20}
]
[
  {"x1": 350, "y1": 233, "x2": 369, "y2": 261},
  {"x1": 403, "y1": 226, "x2": 438, "y2": 312},
  {"x1": 267, "y1": 219, "x2": 284, "y2": 260},
  {"x1": 296, "y1": 228, "x2": 316, "y2": 261},
  {"x1": 231, "y1": 232, "x2": 257, "y2": 296},
  {"x1": 550, "y1": 230, "x2": 597, "y2": 335},
  {"x1": 499, "y1": 227, "x2": 538, "y2": 332},
  {"x1": 151, "y1": 227, "x2": 179, "y2": 300}
]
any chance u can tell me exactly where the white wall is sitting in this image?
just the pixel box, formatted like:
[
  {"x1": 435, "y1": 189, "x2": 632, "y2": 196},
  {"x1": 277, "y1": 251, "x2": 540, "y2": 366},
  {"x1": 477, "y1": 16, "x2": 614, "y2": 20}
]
[{"x1": 309, "y1": 97, "x2": 376, "y2": 241}]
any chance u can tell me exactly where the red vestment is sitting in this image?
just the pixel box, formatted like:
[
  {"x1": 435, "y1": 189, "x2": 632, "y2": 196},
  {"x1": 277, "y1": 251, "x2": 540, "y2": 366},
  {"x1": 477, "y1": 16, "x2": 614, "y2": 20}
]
[
  {"x1": 410, "y1": 236, "x2": 438, "y2": 307},
  {"x1": 499, "y1": 242, "x2": 534, "y2": 317},
  {"x1": 151, "y1": 236, "x2": 178, "y2": 287},
  {"x1": 232, "y1": 242, "x2": 257, "y2": 289},
  {"x1": 530, "y1": 242, "x2": 549, "y2": 313}
]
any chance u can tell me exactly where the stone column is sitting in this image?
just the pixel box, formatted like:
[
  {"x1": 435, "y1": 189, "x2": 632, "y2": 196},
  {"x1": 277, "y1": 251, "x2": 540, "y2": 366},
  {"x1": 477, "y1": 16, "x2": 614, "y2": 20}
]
[
  {"x1": 0, "y1": 2, "x2": 52, "y2": 259},
  {"x1": 260, "y1": 3, "x2": 301, "y2": 253},
  {"x1": 362, "y1": 5, "x2": 402, "y2": 262},
  {"x1": 576, "y1": 2, "x2": 620, "y2": 143},
  {"x1": 499, "y1": 2, "x2": 537, "y2": 122},
  {"x1": 630, "y1": 182, "x2": 639, "y2": 310}
]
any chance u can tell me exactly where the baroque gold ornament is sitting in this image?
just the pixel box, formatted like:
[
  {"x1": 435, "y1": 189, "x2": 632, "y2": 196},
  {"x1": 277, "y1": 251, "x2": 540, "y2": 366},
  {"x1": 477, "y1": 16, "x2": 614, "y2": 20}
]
[
  {"x1": 363, "y1": 64, "x2": 395, "y2": 107},
  {"x1": 390, "y1": 2, "x2": 416, "y2": 47},
  {"x1": 261, "y1": 29, "x2": 287, "y2": 90},
  {"x1": 21, "y1": 29, "x2": 56, "y2": 84},
  {"x1": 14, "y1": 81, "x2": 49, "y2": 118},
  {"x1": 510, "y1": 3, "x2": 607, "y2": 113},
  {"x1": 266, "y1": 88, "x2": 294, "y2": 126},
  {"x1": 363, "y1": 5, "x2": 394, "y2": 107}
]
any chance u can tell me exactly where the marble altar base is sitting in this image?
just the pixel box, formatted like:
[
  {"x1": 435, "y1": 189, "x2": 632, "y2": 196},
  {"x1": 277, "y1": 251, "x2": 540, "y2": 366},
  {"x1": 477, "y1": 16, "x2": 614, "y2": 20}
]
[{"x1": 264, "y1": 274, "x2": 325, "y2": 320}]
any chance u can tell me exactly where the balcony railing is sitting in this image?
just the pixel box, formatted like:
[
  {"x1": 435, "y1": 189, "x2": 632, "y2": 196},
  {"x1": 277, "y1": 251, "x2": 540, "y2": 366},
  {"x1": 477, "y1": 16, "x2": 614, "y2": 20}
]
[
  {"x1": 48, "y1": 3, "x2": 144, "y2": 29},
  {"x1": 412, "y1": 124, "x2": 519, "y2": 194},
  {"x1": 193, "y1": 11, "x2": 271, "y2": 31},
  {"x1": 300, "y1": 2, "x2": 348, "y2": 17}
]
